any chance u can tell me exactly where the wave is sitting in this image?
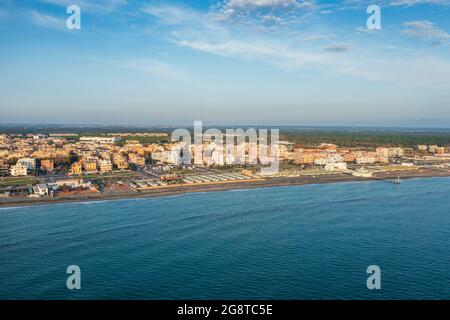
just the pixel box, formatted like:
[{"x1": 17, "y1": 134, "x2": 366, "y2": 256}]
[
  {"x1": 0, "y1": 206, "x2": 24, "y2": 211},
  {"x1": 227, "y1": 188, "x2": 252, "y2": 192},
  {"x1": 79, "y1": 200, "x2": 109, "y2": 205}
]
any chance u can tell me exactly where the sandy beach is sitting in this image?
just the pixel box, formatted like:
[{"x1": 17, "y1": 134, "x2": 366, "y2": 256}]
[{"x1": 1, "y1": 168, "x2": 450, "y2": 209}]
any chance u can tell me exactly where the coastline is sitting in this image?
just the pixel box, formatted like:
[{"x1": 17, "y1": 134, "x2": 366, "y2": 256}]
[{"x1": 1, "y1": 169, "x2": 450, "y2": 209}]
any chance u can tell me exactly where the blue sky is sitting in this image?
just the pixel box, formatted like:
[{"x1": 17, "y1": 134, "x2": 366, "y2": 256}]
[{"x1": 0, "y1": 0, "x2": 449, "y2": 126}]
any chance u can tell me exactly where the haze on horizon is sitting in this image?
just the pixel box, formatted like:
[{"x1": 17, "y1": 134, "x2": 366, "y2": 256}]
[{"x1": 0, "y1": 0, "x2": 450, "y2": 127}]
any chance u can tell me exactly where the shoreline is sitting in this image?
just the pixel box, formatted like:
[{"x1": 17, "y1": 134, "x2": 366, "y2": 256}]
[{"x1": 1, "y1": 169, "x2": 450, "y2": 209}]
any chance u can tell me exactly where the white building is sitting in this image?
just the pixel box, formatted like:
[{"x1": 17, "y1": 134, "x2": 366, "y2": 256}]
[
  {"x1": 376, "y1": 147, "x2": 389, "y2": 157},
  {"x1": 417, "y1": 145, "x2": 428, "y2": 152},
  {"x1": 324, "y1": 162, "x2": 347, "y2": 171},
  {"x1": 99, "y1": 160, "x2": 113, "y2": 173},
  {"x1": 401, "y1": 162, "x2": 414, "y2": 167},
  {"x1": 17, "y1": 158, "x2": 36, "y2": 171},
  {"x1": 10, "y1": 163, "x2": 28, "y2": 176},
  {"x1": 151, "y1": 151, "x2": 164, "y2": 162},
  {"x1": 352, "y1": 169, "x2": 373, "y2": 177},
  {"x1": 356, "y1": 156, "x2": 376, "y2": 165},
  {"x1": 80, "y1": 137, "x2": 121, "y2": 144},
  {"x1": 33, "y1": 184, "x2": 49, "y2": 196},
  {"x1": 314, "y1": 155, "x2": 344, "y2": 166},
  {"x1": 211, "y1": 149, "x2": 225, "y2": 166},
  {"x1": 55, "y1": 179, "x2": 85, "y2": 188},
  {"x1": 376, "y1": 155, "x2": 389, "y2": 163},
  {"x1": 429, "y1": 145, "x2": 439, "y2": 153},
  {"x1": 225, "y1": 147, "x2": 235, "y2": 164},
  {"x1": 388, "y1": 148, "x2": 404, "y2": 158},
  {"x1": 164, "y1": 147, "x2": 183, "y2": 165}
]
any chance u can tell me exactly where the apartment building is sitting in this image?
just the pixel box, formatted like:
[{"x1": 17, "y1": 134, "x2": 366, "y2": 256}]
[
  {"x1": 294, "y1": 150, "x2": 316, "y2": 165},
  {"x1": 70, "y1": 162, "x2": 83, "y2": 175},
  {"x1": 376, "y1": 147, "x2": 389, "y2": 157},
  {"x1": 0, "y1": 159, "x2": 9, "y2": 176},
  {"x1": 40, "y1": 159, "x2": 54, "y2": 172},
  {"x1": 403, "y1": 148, "x2": 414, "y2": 157},
  {"x1": 99, "y1": 160, "x2": 113, "y2": 173},
  {"x1": 113, "y1": 155, "x2": 129, "y2": 170},
  {"x1": 17, "y1": 158, "x2": 36, "y2": 171},
  {"x1": 388, "y1": 148, "x2": 404, "y2": 158},
  {"x1": 79, "y1": 137, "x2": 121, "y2": 144},
  {"x1": 343, "y1": 153, "x2": 357, "y2": 162},
  {"x1": 84, "y1": 160, "x2": 98, "y2": 173},
  {"x1": 129, "y1": 153, "x2": 146, "y2": 167},
  {"x1": 314, "y1": 154, "x2": 344, "y2": 166},
  {"x1": 10, "y1": 163, "x2": 28, "y2": 176},
  {"x1": 356, "y1": 155, "x2": 377, "y2": 165},
  {"x1": 417, "y1": 145, "x2": 428, "y2": 152},
  {"x1": 429, "y1": 145, "x2": 439, "y2": 153}
]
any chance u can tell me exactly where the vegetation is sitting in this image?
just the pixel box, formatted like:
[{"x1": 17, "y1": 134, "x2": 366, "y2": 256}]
[
  {"x1": 0, "y1": 125, "x2": 173, "y2": 135},
  {"x1": 121, "y1": 135, "x2": 169, "y2": 145},
  {"x1": 0, "y1": 177, "x2": 38, "y2": 187},
  {"x1": 280, "y1": 130, "x2": 450, "y2": 148},
  {"x1": 2, "y1": 125, "x2": 450, "y2": 149}
]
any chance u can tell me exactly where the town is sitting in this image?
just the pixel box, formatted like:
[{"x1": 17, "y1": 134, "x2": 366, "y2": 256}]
[{"x1": 1, "y1": 130, "x2": 450, "y2": 205}]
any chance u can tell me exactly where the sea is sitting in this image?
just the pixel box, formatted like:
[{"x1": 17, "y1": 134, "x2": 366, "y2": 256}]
[{"x1": 1, "y1": 177, "x2": 450, "y2": 300}]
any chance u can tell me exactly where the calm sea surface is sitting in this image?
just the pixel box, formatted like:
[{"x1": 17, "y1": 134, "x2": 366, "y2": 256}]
[{"x1": 1, "y1": 177, "x2": 450, "y2": 299}]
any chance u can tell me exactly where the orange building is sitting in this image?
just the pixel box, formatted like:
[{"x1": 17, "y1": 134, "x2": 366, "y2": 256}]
[
  {"x1": 84, "y1": 161, "x2": 97, "y2": 173},
  {"x1": 70, "y1": 162, "x2": 82, "y2": 175},
  {"x1": 343, "y1": 153, "x2": 357, "y2": 162},
  {"x1": 40, "y1": 159, "x2": 54, "y2": 172},
  {"x1": 116, "y1": 159, "x2": 129, "y2": 170},
  {"x1": 294, "y1": 150, "x2": 317, "y2": 165},
  {"x1": 129, "y1": 153, "x2": 146, "y2": 166}
]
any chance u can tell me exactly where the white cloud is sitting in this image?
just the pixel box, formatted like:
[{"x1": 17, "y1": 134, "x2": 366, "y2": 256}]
[
  {"x1": 178, "y1": 38, "x2": 324, "y2": 67},
  {"x1": 124, "y1": 59, "x2": 188, "y2": 80},
  {"x1": 343, "y1": 0, "x2": 450, "y2": 8},
  {"x1": 390, "y1": 0, "x2": 450, "y2": 6},
  {"x1": 144, "y1": 5, "x2": 329, "y2": 68},
  {"x1": 402, "y1": 20, "x2": 450, "y2": 44},
  {"x1": 29, "y1": 10, "x2": 65, "y2": 30},
  {"x1": 150, "y1": 5, "x2": 394, "y2": 86},
  {"x1": 324, "y1": 43, "x2": 352, "y2": 52},
  {"x1": 224, "y1": 0, "x2": 313, "y2": 9},
  {"x1": 212, "y1": 0, "x2": 316, "y2": 26},
  {"x1": 258, "y1": 13, "x2": 285, "y2": 23},
  {"x1": 143, "y1": 4, "x2": 450, "y2": 88}
]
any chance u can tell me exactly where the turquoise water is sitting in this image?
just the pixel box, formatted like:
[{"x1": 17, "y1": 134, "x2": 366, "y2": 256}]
[{"x1": 1, "y1": 177, "x2": 450, "y2": 300}]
